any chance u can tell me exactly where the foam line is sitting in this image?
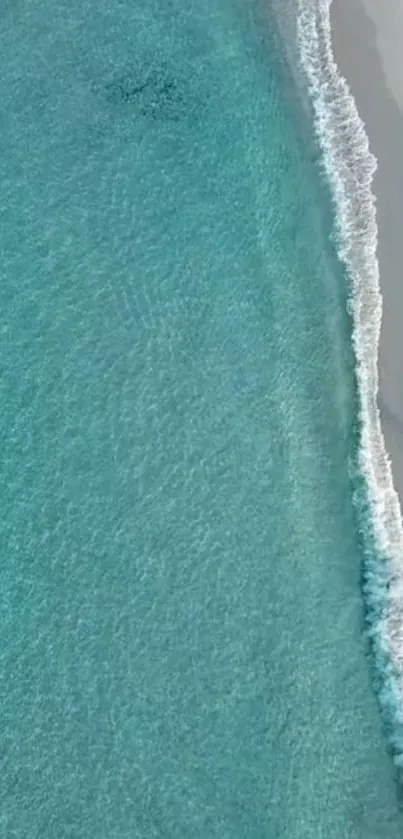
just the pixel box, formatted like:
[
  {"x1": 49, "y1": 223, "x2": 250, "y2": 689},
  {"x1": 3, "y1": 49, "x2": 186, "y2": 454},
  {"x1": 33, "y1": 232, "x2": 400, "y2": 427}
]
[{"x1": 295, "y1": 0, "x2": 403, "y2": 766}]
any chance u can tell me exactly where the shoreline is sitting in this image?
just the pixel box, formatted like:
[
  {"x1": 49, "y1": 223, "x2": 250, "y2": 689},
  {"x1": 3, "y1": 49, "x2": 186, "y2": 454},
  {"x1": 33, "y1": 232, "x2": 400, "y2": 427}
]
[
  {"x1": 330, "y1": 0, "x2": 403, "y2": 526},
  {"x1": 292, "y1": 0, "x2": 403, "y2": 771},
  {"x1": 328, "y1": 0, "x2": 403, "y2": 736}
]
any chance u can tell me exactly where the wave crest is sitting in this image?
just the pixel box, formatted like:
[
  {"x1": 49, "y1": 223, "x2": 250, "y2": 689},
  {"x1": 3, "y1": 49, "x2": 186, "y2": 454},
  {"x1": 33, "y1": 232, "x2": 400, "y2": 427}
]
[{"x1": 296, "y1": 0, "x2": 403, "y2": 766}]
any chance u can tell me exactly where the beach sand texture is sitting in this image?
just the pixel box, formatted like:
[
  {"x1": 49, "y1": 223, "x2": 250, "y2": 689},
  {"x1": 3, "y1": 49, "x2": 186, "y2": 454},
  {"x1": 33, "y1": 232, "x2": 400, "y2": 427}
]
[{"x1": 331, "y1": 0, "x2": 403, "y2": 507}]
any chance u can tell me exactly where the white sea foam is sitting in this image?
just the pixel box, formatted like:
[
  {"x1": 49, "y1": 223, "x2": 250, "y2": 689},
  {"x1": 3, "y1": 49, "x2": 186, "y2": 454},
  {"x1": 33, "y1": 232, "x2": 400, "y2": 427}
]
[{"x1": 295, "y1": 0, "x2": 403, "y2": 762}]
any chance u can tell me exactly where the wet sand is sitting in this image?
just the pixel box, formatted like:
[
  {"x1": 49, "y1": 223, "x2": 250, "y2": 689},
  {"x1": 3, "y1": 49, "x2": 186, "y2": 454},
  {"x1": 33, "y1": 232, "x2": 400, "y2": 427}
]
[{"x1": 330, "y1": 0, "x2": 403, "y2": 507}]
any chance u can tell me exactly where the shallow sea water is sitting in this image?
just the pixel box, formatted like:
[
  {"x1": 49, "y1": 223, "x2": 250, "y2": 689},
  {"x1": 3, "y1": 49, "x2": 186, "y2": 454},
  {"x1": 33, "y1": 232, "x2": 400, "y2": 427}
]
[{"x1": 1, "y1": 1, "x2": 403, "y2": 836}]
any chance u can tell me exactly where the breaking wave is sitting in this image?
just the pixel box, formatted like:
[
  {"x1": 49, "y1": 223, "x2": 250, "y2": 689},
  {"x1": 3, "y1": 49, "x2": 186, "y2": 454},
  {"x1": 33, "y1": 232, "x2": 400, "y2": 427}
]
[{"x1": 296, "y1": 0, "x2": 403, "y2": 768}]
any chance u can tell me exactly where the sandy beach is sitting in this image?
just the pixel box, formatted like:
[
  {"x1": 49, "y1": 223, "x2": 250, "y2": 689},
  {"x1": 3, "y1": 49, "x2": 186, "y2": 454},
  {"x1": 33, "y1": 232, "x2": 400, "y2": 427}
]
[{"x1": 330, "y1": 0, "x2": 403, "y2": 507}]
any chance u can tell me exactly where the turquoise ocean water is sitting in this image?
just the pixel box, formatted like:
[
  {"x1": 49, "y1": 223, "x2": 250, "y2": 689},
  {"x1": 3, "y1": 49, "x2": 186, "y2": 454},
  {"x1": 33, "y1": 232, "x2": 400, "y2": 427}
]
[{"x1": 1, "y1": 0, "x2": 403, "y2": 836}]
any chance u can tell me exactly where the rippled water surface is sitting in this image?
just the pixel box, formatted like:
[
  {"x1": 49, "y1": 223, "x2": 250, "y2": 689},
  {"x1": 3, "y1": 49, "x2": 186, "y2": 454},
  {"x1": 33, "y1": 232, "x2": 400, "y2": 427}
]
[{"x1": 1, "y1": 1, "x2": 403, "y2": 836}]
